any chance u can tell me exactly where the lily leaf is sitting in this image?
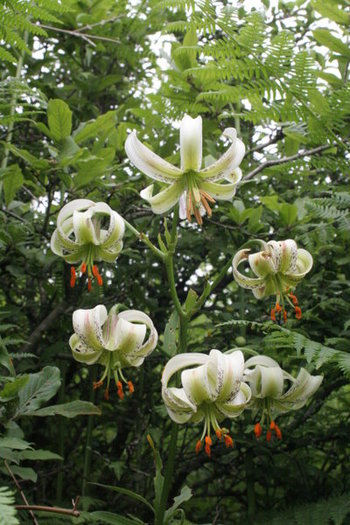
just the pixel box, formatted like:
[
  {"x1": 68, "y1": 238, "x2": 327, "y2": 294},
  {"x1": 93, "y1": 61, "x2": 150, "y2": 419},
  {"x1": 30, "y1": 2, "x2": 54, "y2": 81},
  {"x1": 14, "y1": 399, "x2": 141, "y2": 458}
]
[{"x1": 26, "y1": 400, "x2": 101, "y2": 418}]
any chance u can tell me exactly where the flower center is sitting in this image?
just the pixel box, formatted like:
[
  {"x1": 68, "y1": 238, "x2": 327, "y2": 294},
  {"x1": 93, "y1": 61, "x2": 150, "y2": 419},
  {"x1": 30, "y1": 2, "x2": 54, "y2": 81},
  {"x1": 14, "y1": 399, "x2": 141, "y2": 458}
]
[
  {"x1": 184, "y1": 171, "x2": 216, "y2": 225},
  {"x1": 92, "y1": 356, "x2": 134, "y2": 401},
  {"x1": 254, "y1": 401, "x2": 282, "y2": 441},
  {"x1": 69, "y1": 246, "x2": 103, "y2": 291},
  {"x1": 270, "y1": 276, "x2": 303, "y2": 323}
]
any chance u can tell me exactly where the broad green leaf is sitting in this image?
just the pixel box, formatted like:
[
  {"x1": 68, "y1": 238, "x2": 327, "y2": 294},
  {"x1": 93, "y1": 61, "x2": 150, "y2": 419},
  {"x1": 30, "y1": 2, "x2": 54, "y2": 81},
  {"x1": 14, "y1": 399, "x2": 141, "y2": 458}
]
[
  {"x1": 10, "y1": 466, "x2": 37, "y2": 483},
  {"x1": 74, "y1": 110, "x2": 117, "y2": 144},
  {"x1": 311, "y1": 0, "x2": 350, "y2": 25},
  {"x1": 91, "y1": 483, "x2": 154, "y2": 513},
  {"x1": 0, "y1": 165, "x2": 24, "y2": 206},
  {"x1": 47, "y1": 99, "x2": 72, "y2": 141},
  {"x1": 28, "y1": 400, "x2": 101, "y2": 418},
  {"x1": 0, "y1": 338, "x2": 15, "y2": 375},
  {"x1": 0, "y1": 143, "x2": 50, "y2": 169},
  {"x1": 15, "y1": 366, "x2": 61, "y2": 417},
  {"x1": 90, "y1": 511, "x2": 144, "y2": 525},
  {"x1": 0, "y1": 437, "x2": 32, "y2": 450},
  {"x1": 0, "y1": 375, "x2": 29, "y2": 401},
  {"x1": 313, "y1": 29, "x2": 350, "y2": 57}
]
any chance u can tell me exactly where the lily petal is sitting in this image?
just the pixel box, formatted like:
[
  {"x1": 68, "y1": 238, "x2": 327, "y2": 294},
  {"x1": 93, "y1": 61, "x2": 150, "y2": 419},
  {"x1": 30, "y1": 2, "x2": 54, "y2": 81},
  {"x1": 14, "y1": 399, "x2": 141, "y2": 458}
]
[
  {"x1": 125, "y1": 130, "x2": 182, "y2": 182},
  {"x1": 162, "y1": 353, "x2": 209, "y2": 389},
  {"x1": 216, "y1": 382, "x2": 251, "y2": 418},
  {"x1": 207, "y1": 349, "x2": 244, "y2": 402},
  {"x1": 118, "y1": 309, "x2": 158, "y2": 360},
  {"x1": 232, "y1": 249, "x2": 266, "y2": 290},
  {"x1": 199, "y1": 179, "x2": 239, "y2": 201},
  {"x1": 72, "y1": 305, "x2": 108, "y2": 351},
  {"x1": 247, "y1": 364, "x2": 284, "y2": 398},
  {"x1": 277, "y1": 368, "x2": 323, "y2": 411},
  {"x1": 73, "y1": 208, "x2": 99, "y2": 245},
  {"x1": 199, "y1": 128, "x2": 245, "y2": 181},
  {"x1": 140, "y1": 181, "x2": 186, "y2": 214},
  {"x1": 180, "y1": 115, "x2": 203, "y2": 171},
  {"x1": 69, "y1": 334, "x2": 104, "y2": 365},
  {"x1": 283, "y1": 248, "x2": 313, "y2": 285}
]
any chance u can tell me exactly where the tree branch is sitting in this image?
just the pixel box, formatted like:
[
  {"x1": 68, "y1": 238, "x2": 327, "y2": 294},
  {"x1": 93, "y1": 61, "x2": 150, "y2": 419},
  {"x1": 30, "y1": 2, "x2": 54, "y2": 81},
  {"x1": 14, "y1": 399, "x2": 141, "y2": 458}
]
[
  {"x1": 20, "y1": 301, "x2": 67, "y2": 353},
  {"x1": 244, "y1": 144, "x2": 333, "y2": 180},
  {"x1": 15, "y1": 499, "x2": 80, "y2": 517},
  {"x1": 38, "y1": 23, "x2": 120, "y2": 47}
]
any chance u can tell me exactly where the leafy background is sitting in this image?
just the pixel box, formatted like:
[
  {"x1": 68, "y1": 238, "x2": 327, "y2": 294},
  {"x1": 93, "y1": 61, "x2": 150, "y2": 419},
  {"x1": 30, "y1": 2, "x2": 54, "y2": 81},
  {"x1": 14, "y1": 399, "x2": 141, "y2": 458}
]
[{"x1": 0, "y1": 0, "x2": 349, "y2": 524}]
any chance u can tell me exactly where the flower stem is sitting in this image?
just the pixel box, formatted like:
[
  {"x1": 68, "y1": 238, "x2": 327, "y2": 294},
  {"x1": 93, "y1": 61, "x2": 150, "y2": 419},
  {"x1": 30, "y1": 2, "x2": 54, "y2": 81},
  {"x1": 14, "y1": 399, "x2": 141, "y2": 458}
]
[
  {"x1": 155, "y1": 423, "x2": 179, "y2": 525},
  {"x1": 123, "y1": 218, "x2": 165, "y2": 260},
  {"x1": 81, "y1": 367, "x2": 96, "y2": 503}
]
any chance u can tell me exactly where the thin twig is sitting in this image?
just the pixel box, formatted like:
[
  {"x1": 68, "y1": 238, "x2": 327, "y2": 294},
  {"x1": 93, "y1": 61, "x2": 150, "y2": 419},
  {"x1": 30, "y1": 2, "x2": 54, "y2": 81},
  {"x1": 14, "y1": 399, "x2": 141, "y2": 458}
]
[
  {"x1": 4, "y1": 460, "x2": 39, "y2": 525},
  {"x1": 38, "y1": 23, "x2": 121, "y2": 46},
  {"x1": 245, "y1": 129, "x2": 284, "y2": 156},
  {"x1": 15, "y1": 501, "x2": 80, "y2": 517},
  {"x1": 244, "y1": 143, "x2": 333, "y2": 180},
  {"x1": 20, "y1": 301, "x2": 67, "y2": 353}
]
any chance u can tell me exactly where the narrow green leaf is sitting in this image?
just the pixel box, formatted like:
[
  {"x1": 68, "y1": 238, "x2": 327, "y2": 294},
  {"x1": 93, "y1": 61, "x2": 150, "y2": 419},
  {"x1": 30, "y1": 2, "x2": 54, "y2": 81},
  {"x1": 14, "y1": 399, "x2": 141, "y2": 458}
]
[
  {"x1": 0, "y1": 437, "x2": 32, "y2": 450},
  {"x1": 10, "y1": 466, "x2": 37, "y2": 483},
  {"x1": 313, "y1": 29, "x2": 350, "y2": 57},
  {"x1": 91, "y1": 483, "x2": 154, "y2": 514},
  {"x1": 164, "y1": 486, "x2": 193, "y2": 524},
  {"x1": 18, "y1": 449, "x2": 62, "y2": 461},
  {"x1": 90, "y1": 511, "x2": 144, "y2": 525}
]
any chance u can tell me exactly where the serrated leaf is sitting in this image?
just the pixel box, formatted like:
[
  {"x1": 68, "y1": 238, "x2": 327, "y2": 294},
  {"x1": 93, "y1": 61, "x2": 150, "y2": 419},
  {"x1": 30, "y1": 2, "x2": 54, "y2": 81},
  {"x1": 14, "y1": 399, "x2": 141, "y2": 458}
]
[
  {"x1": 15, "y1": 366, "x2": 61, "y2": 417},
  {"x1": 28, "y1": 400, "x2": 101, "y2": 418},
  {"x1": 47, "y1": 99, "x2": 72, "y2": 141}
]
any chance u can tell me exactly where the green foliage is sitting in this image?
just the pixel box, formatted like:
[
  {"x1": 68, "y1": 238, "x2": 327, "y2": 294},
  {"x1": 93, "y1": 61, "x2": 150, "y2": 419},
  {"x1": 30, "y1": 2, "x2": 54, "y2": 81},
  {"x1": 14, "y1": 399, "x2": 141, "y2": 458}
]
[{"x1": 0, "y1": 487, "x2": 19, "y2": 525}]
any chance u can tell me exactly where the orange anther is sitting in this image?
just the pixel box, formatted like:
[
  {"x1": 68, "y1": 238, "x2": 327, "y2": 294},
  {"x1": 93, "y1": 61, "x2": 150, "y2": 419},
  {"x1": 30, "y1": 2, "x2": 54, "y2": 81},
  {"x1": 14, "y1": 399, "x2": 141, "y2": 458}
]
[
  {"x1": 274, "y1": 424, "x2": 282, "y2": 440},
  {"x1": 87, "y1": 277, "x2": 92, "y2": 292},
  {"x1": 224, "y1": 434, "x2": 234, "y2": 448},
  {"x1": 127, "y1": 380, "x2": 134, "y2": 394},
  {"x1": 204, "y1": 436, "x2": 212, "y2": 457},
  {"x1": 266, "y1": 430, "x2": 272, "y2": 442},
  {"x1": 295, "y1": 306, "x2": 302, "y2": 320},
  {"x1": 117, "y1": 380, "x2": 124, "y2": 400},
  {"x1": 283, "y1": 310, "x2": 287, "y2": 323},
  {"x1": 271, "y1": 308, "x2": 276, "y2": 322},
  {"x1": 270, "y1": 421, "x2": 276, "y2": 430},
  {"x1": 215, "y1": 429, "x2": 223, "y2": 440},
  {"x1": 93, "y1": 380, "x2": 103, "y2": 390},
  {"x1": 104, "y1": 387, "x2": 109, "y2": 401},
  {"x1": 195, "y1": 440, "x2": 202, "y2": 454},
  {"x1": 254, "y1": 422, "x2": 262, "y2": 439},
  {"x1": 275, "y1": 303, "x2": 282, "y2": 313},
  {"x1": 289, "y1": 293, "x2": 298, "y2": 305},
  {"x1": 70, "y1": 267, "x2": 76, "y2": 288},
  {"x1": 92, "y1": 265, "x2": 99, "y2": 277},
  {"x1": 81, "y1": 262, "x2": 87, "y2": 274}
]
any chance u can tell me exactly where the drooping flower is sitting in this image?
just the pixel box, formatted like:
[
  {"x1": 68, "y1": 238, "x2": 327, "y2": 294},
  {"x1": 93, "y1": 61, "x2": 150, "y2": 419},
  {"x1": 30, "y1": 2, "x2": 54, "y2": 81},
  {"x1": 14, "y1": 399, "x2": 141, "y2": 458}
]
[
  {"x1": 232, "y1": 239, "x2": 313, "y2": 321},
  {"x1": 244, "y1": 355, "x2": 323, "y2": 441},
  {"x1": 162, "y1": 349, "x2": 251, "y2": 456},
  {"x1": 69, "y1": 305, "x2": 158, "y2": 399},
  {"x1": 125, "y1": 115, "x2": 245, "y2": 225},
  {"x1": 51, "y1": 199, "x2": 125, "y2": 291}
]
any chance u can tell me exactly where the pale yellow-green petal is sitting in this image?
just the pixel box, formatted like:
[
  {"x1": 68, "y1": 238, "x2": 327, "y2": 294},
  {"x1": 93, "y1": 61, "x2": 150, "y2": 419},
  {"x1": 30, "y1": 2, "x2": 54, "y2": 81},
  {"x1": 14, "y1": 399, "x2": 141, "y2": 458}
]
[
  {"x1": 140, "y1": 181, "x2": 186, "y2": 215},
  {"x1": 199, "y1": 128, "x2": 245, "y2": 182},
  {"x1": 180, "y1": 115, "x2": 203, "y2": 171},
  {"x1": 232, "y1": 249, "x2": 266, "y2": 290},
  {"x1": 199, "y1": 179, "x2": 239, "y2": 201}
]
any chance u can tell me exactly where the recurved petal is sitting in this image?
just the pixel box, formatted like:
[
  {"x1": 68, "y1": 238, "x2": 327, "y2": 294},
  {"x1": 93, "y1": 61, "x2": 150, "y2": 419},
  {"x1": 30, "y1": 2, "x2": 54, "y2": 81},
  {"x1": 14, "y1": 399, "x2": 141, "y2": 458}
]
[
  {"x1": 225, "y1": 167, "x2": 242, "y2": 184},
  {"x1": 97, "y1": 242, "x2": 123, "y2": 263},
  {"x1": 125, "y1": 130, "x2": 182, "y2": 182},
  {"x1": 199, "y1": 128, "x2": 245, "y2": 182},
  {"x1": 162, "y1": 386, "x2": 197, "y2": 419},
  {"x1": 93, "y1": 204, "x2": 125, "y2": 248},
  {"x1": 277, "y1": 368, "x2": 323, "y2": 411},
  {"x1": 140, "y1": 181, "x2": 186, "y2": 215},
  {"x1": 57, "y1": 199, "x2": 94, "y2": 226},
  {"x1": 247, "y1": 364, "x2": 284, "y2": 399},
  {"x1": 72, "y1": 305, "x2": 108, "y2": 351},
  {"x1": 283, "y1": 248, "x2": 313, "y2": 285},
  {"x1": 161, "y1": 353, "x2": 209, "y2": 389},
  {"x1": 114, "y1": 318, "x2": 146, "y2": 356},
  {"x1": 206, "y1": 349, "x2": 244, "y2": 402},
  {"x1": 180, "y1": 115, "x2": 203, "y2": 171},
  {"x1": 216, "y1": 382, "x2": 251, "y2": 418},
  {"x1": 69, "y1": 334, "x2": 103, "y2": 365},
  {"x1": 232, "y1": 249, "x2": 266, "y2": 290},
  {"x1": 118, "y1": 309, "x2": 158, "y2": 359},
  {"x1": 182, "y1": 361, "x2": 214, "y2": 405},
  {"x1": 199, "y1": 179, "x2": 238, "y2": 201},
  {"x1": 248, "y1": 250, "x2": 276, "y2": 278},
  {"x1": 73, "y1": 208, "x2": 99, "y2": 245},
  {"x1": 277, "y1": 239, "x2": 298, "y2": 273}
]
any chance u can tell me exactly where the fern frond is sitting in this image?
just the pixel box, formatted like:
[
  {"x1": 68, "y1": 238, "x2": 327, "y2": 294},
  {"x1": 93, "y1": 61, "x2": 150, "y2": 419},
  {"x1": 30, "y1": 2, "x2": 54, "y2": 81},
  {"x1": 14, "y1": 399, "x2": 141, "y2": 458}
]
[{"x1": 0, "y1": 487, "x2": 19, "y2": 525}]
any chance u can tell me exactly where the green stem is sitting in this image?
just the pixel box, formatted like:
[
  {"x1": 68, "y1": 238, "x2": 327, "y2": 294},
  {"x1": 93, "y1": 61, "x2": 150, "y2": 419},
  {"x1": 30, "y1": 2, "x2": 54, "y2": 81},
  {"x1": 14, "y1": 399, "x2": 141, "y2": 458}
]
[
  {"x1": 55, "y1": 366, "x2": 66, "y2": 503},
  {"x1": 123, "y1": 218, "x2": 165, "y2": 260},
  {"x1": 81, "y1": 367, "x2": 96, "y2": 503},
  {"x1": 155, "y1": 423, "x2": 179, "y2": 525},
  {"x1": 1, "y1": 31, "x2": 29, "y2": 172},
  {"x1": 194, "y1": 256, "x2": 233, "y2": 315}
]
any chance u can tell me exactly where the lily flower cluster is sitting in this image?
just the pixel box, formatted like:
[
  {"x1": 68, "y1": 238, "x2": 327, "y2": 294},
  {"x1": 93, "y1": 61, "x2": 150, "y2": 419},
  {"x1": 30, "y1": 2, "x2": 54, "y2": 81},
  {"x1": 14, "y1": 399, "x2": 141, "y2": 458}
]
[
  {"x1": 47, "y1": 113, "x2": 321, "y2": 458},
  {"x1": 162, "y1": 350, "x2": 322, "y2": 456},
  {"x1": 232, "y1": 239, "x2": 313, "y2": 322}
]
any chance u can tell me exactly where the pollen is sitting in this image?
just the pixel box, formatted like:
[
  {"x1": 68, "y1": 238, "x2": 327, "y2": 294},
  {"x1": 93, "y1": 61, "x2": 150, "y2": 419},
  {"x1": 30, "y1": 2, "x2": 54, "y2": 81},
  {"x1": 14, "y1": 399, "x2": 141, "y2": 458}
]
[
  {"x1": 215, "y1": 429, "x2": 223, "y2": 440},
  {"x1": 224, "y1": 434, "x2": 234, "y2": 448},
  {"x1": 266, "y1": 430, "x2": 272, "y2": 442},
  {"x1": 295, "y1": 306, "x2": 302, "y2": 320},
  {"x1": 81, "y1": 262, "x2": 87, "y2": 274},
  {"x1": 93, "y1": 379, "x2": 103, "y2": 390},
  {"x1": 88, "y1": 277, "x2": 92, "y2": 292},
  {"x1": 127, "y1": 380, "x2": 134, "y2": 394},
  {"x1": 92, "y1": 265, "x2": 103, "y2": 286}
]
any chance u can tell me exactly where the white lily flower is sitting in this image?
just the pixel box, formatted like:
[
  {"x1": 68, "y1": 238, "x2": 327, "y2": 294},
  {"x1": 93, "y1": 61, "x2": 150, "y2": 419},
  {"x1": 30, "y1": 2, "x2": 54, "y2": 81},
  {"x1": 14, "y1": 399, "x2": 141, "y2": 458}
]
[
  {"x1": 69, "y1": 305, "x2": 158, "y2": 399},
  {"x1": 232, "y1": 239, "x2": 313, "y2": 322},
  {"x1": 125, "y1": 115, "x2": 245, "y2": 225},
  {"x1": 51, "y1": 199, "x2": 125, "y2": 290},
  {"x1": 162, "y1": 349, "x2": 251, "y2": 456},
  {"x1": 244, "y1": 355, "x2": 323, "y2": 441}
]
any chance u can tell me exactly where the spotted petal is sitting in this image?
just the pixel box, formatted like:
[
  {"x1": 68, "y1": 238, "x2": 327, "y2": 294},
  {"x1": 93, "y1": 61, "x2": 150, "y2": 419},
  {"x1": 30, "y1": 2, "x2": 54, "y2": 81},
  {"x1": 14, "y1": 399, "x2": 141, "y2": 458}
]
[
  {"x1": 199, "y1": 128, "x2": 245, "y2": 182},
  {"x1": 125, "y1": 130, "x2": 182, "y2": 183},
  {"x1": 72, "y1": 305, "x2": 108, "y2": 351},
  {"x1": 232, "y1": 249, "x2": 266, "y2": 290},
  {"x1": 275, "y1": 368, "x2": 323, "y2": 413},
  {"x1": 283, "y1": 248, "x2": 313, "y2": 286},
  {"x1": 216, "y1": 382, "x2": 251, "y2": 418}
]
